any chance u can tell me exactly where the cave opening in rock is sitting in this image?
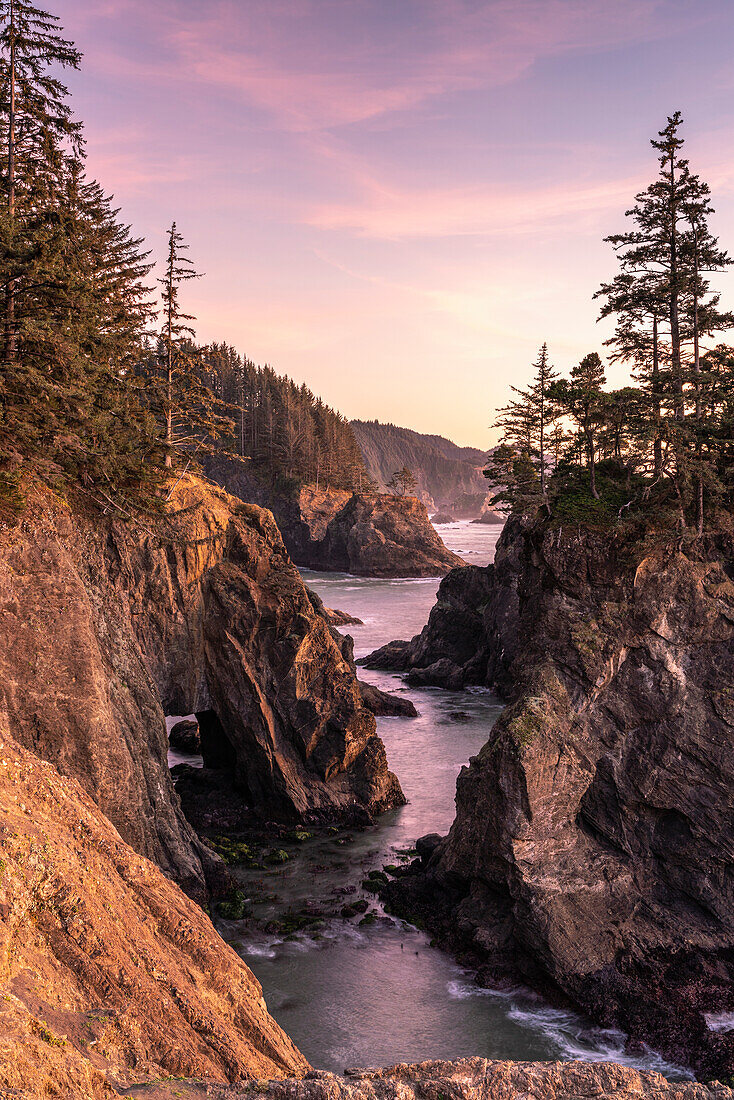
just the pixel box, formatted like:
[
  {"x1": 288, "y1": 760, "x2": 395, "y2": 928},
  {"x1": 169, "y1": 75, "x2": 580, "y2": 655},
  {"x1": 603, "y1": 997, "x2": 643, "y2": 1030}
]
[{"x1": 196, "y1": 709, "x2": 238, "y2": 772}]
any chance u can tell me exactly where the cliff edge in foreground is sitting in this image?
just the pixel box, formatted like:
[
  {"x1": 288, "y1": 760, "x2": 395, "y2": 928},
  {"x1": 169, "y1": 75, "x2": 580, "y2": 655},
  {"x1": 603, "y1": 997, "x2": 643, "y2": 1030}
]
[
  {"x1": 0, "y1": 721, "x2": 307, "y2": 1097},
  {"x1": 365, "y1": 515, "x2": 734, "y2": 1078},
  {"x1": 211, "y1": 1058, "x2": 731, "y2": 1100}
]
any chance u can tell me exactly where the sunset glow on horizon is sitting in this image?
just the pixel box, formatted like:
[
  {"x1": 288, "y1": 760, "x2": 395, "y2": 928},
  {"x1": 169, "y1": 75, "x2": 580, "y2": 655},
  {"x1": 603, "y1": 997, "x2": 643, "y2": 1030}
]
[{"x1": 60, "y1": 0, "x2": 734, "y2": 448}]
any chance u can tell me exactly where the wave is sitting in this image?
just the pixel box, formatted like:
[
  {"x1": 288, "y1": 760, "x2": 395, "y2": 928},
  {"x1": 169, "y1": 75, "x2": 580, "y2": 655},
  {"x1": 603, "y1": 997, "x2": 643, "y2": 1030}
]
[
  {"x1": 507, "y1": 1002, "x2": 692, "y2": 1079},
  {"x1": 705, "y1": 1012, "x2": 734, "y2": 1033}
]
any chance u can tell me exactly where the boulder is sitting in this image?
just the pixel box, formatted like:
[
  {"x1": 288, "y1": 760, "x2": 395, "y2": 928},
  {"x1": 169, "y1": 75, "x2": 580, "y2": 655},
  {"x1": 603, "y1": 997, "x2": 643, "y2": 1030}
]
[
  {"x1": 169, "y1": 718, "x2": 201, "y2": 753},
  {"x1": 358, "y1": 680, "x2": 418, "y2": 717}
]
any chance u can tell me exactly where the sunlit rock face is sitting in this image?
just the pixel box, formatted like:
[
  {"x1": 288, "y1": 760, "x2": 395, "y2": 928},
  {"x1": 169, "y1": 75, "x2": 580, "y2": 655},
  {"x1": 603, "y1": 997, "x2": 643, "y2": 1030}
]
[
  {"x1": 201, "y1": 453, "x2": 465, "y2": 577},
  {"x1": 370, "y1": 514, "x2": 734, "y2": 1079},
  {"x1": 0, "y1": 720, "x2": 308, "y2": 1097},
  {"x1": 210, "y1": 1057, "x2": 733, "y2": 1100},
  {"x1": 0, "y1": 475, "x2": 402, "y2": 901}
]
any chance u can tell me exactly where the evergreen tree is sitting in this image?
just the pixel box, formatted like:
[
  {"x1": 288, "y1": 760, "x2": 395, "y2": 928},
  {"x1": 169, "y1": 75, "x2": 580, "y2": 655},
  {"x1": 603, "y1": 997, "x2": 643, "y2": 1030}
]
[
  {"x1": 595, "y1": 271, "x2": 668, "y2": 478},
  {"x1": 0, "y1": 3, "x2": 161, "y2": 492},
  {"x1": 387, "y1": 466, "x2": 417, "y2": 497},
  {"x1": 483, "y1": 442, "x2": 541, "y2": 514},
  {"x1": 550, "y1": 352, "x2": 606, "y2": 498},
  {"x1": 152, "y1": 222, "x2": 231, "y2": 468},
  {"x1": 596, "y1": 112, "x2": 732, "y2": 532},
  {"x1": 495, "y1": 343, "x2": 558, "y2": 507},
  {"x1": 0, "y1": 0, "x2": 82, "y2": 363}
]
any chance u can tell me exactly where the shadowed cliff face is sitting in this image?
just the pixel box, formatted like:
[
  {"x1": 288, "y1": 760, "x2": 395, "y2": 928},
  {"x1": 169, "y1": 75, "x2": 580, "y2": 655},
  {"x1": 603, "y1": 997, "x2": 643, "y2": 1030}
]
[
  {"x1": 276, "y1": 488, "x2": 466, "y2": 577},
  {"x1": 368, "y1": 516, "x2": 734, "y2": 1078},
  {"x1": 0, "y1": 718, "x2": 308, "y2": 1097},
  {"x1": 0, "y1": 477, "x2": 402, "y2": 901}
]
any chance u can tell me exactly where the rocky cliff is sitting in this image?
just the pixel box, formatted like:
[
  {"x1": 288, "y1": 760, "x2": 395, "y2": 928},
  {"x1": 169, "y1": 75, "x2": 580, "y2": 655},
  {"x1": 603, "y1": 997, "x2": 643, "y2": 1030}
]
[
  {"x1": 365, "y1": 515, "x2": 734, "y2": 1078},
  {"x1": 0, "y1": 476, "x2": 402, "y2": 902},
  {"x1": 0, "y1": 718, "x2": 307, "y2": 1097},
  {"x1": 273, "y1": 487, "x2": 465, "y2": 577},
  {"x1": 211, "y1": 1058, "x2": 731, "y2": 1100},
  {"x1": 202, "y1": 455, "x2": 463, "y2": 577}
]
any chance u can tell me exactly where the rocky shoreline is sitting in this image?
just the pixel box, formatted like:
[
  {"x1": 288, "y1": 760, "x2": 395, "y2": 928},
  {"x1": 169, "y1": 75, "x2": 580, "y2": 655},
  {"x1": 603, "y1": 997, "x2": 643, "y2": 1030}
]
[
  {"x1": 212, "y1": 1058, "x2": 732, "y2": 1100},
  {"x1": 364, "y1": 514, "x2": 734, "y2": 1081},
  {"x1": 3, "y1": 473, "x2": 732, "y2": 1094}
]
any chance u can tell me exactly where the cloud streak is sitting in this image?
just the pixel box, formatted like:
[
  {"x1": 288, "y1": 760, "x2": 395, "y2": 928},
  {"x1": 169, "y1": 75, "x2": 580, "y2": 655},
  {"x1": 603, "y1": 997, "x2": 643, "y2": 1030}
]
[{"x1": 54, "y1": 0, "x2": 734, "y2": 445}]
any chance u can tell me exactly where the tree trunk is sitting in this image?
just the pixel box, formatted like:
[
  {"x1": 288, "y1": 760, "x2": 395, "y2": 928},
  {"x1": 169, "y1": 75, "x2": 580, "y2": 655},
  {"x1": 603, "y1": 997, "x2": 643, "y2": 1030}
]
[
  {"x1": 652, "y1": 314, "x2": 662, "y2": 479},
  {"x1": 588, "y1": 432, "x2": 599, "y2": 499},
  {"x1": 692, "y1": 222, "x2": 703, "y2": 536},
  {"x1": 668, "y1": 148, "x2": 684, "y2": 420},
  {"x1": 539, "y1": 372, "x2": 546, "y2": 500},
  {"x1": 5, "y1": 4, "x2": 16, "y2": 365},
  {"x1": 165, "y1": 246, "x2": 173, "y2": 469}
]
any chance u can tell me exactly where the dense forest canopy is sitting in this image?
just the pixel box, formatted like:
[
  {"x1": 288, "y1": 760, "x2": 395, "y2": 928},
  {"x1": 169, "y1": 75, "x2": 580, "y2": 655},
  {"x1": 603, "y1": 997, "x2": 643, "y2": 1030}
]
[
  {"x1": 198, "y1": 342, "x2": 370, "y2": 492},
  {"x1": 487, "y1": 112, "x2": 734, "y2": 536}
]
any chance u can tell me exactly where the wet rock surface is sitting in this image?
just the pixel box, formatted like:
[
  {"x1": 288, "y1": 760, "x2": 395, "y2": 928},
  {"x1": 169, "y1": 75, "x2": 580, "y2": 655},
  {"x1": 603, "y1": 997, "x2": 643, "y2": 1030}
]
[
  {"x1": 369, "y1": 515, "x2": 734, "y2": 1078},
  {"x1": 325, "y1": 607, "x2": 364, "y2": 626},
  {"x1": 358, "y1": 680, "x2": 419, "y2": 717}
]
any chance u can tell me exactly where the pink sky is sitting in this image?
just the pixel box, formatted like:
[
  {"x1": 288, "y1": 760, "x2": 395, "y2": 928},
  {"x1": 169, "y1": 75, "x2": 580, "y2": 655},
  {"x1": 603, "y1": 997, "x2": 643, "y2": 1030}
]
[{"x1": 59, "y1": 0, "x2": 734, "y2": 447}]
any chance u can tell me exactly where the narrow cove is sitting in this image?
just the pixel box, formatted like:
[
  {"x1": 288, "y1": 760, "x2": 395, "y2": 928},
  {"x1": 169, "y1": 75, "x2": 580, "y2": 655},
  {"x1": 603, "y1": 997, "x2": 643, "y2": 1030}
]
[{"x1": 184, "y1": 523, "x2": 691, "y2": 1079}]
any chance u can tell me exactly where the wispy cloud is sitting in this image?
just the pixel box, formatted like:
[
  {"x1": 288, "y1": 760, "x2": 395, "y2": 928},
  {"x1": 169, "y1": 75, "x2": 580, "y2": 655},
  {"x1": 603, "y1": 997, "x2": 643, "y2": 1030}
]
[{"x1": 54, "y1": 0, "x2": 734, "y2": 444}]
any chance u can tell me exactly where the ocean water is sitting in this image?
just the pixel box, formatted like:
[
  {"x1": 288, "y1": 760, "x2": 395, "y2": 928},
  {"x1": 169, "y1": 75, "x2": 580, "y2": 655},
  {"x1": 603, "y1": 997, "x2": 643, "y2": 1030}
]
[{"x1": 201, "y1": 521, "x2": 691, "y2": 1078}]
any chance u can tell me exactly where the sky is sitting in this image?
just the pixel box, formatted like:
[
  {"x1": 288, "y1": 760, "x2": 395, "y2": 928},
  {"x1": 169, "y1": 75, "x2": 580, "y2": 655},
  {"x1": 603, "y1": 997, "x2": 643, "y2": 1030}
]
[{"x1": 57, "y1": 0, "x2": 734, "y2": 448}]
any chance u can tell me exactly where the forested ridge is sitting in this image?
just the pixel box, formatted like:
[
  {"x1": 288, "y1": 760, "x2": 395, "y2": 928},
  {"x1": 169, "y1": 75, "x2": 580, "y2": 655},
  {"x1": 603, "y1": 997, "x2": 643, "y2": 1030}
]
[
  {"x1": 198, "y1": 343, "x2": 369, "y2": 492},
  {"x1": 3, "y1": 2, "x2": 734, "y2": 540},
  {"x1": 351, "y1": 419, "x2": 487, "y2": 506}
]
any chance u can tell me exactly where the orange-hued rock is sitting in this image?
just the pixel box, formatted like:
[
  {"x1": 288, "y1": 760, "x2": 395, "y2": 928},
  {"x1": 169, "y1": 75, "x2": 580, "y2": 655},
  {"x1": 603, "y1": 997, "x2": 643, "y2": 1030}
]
[
  {"x1": 211, "y1": 1058, "x2": 733, "y2": 1100},
  {"x1": 0, "y1": 724, "x2": 308, "y2": 1097},
  {"x1": 201, "y1": 455, "x2": 464, "y2": 577},
  {"x1": 277, "y1": 488, "x2": 466, "y2": 577},
  {"x1": 0, "y1": 476, "x2": 402, "y2": 901}
]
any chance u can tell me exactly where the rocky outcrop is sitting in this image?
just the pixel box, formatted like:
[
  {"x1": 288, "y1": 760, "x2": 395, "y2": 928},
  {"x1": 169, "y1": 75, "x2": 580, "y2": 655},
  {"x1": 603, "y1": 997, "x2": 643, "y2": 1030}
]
[
  {"x1": 323, "y1": 606, "x2": 364, "y2": 627},
  {"x1": 212, "y1": 1058, "x2": 732, "y2": 1100},
  {"x1": 0, "y1": 722, "x2": 307, "y2": 1098},
  {"x1": 0, "y1": 476, "x2": 402, "y2": 901},
  {"x1": 361, "y1": 563, "x2": 501, "y2": 690},
  {"x1": 201, "y1": 455, "x2": 463, "y2": 577},
  {"x1": 369, "y1": 516, "x2": 734, "y2": 1078},
  {"x1": 279, "y1": 488, "x2": 465, "y2": 577},
  {"x1": 473, "y1": 507, "x2": 504, "y2": 524},
  {"x1": 358, "y1": 680, "x2": 418, "y2": 717},
  {"x1": 170, "y1": 718, "x2": 202, "y2": 753}
]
